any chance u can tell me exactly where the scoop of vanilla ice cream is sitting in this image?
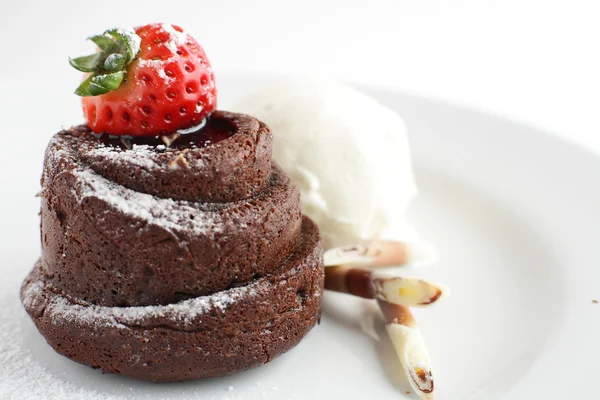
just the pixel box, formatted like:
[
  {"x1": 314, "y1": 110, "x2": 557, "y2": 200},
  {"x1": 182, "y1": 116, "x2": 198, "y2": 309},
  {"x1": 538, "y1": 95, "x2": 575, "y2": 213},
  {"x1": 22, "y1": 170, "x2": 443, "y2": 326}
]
[{"x1": 233, "y1": 79, "x2": 418, "y2": 250}]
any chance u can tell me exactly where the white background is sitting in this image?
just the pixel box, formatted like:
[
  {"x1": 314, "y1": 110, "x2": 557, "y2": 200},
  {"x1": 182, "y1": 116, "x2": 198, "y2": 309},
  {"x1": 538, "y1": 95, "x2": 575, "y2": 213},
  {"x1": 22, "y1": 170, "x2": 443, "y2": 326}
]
[{"x1": 1, "y1": 0, "x2": 599, "y2": 153}]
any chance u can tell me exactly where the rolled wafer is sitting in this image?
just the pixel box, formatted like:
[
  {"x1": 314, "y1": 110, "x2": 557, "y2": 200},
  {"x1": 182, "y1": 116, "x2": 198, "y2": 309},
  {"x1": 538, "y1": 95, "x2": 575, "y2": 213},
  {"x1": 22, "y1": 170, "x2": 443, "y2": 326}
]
[
  {"x1": 323, "y1": 240, "x2": 438, "y2": 268},
  {"x1": 324, "y1": 266, "x2": 446, "y2": 307},
  {"x1": 378, "y1": 300, "x2": 435, "y2": 399}
]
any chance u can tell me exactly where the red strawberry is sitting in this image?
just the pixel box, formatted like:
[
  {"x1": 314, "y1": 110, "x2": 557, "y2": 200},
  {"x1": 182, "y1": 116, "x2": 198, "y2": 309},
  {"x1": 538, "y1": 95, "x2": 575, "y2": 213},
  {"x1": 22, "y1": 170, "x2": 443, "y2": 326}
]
[{"x1": 69, "y1": 24, "x2": 217, "y2": 136}]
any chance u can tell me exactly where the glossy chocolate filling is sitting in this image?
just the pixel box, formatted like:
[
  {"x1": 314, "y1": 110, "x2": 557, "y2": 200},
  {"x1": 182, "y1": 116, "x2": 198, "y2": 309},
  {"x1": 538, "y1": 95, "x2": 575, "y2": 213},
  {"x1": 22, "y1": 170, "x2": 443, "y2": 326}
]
[{"x1": 94, "y1": 115, "x2": 235, "y2": 150}]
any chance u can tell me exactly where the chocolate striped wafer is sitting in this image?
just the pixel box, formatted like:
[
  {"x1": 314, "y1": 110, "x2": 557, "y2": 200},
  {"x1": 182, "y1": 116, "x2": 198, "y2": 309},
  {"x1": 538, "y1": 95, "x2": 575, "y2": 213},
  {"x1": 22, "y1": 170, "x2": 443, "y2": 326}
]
[
  {"x1": 323, "y1": 240, "x2": 438, "y2": 268},
  {"x1": 379, "y1": 300, "x2": 435, "y2": 399},
  {"x1": 324, "y1": 266, "x2": 446, "y2": 307}
]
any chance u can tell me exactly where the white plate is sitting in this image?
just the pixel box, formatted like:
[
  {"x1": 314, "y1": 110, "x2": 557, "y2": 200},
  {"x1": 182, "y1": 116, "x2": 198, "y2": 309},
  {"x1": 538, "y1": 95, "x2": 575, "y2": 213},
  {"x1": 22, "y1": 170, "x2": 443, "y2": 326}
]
[{"x1": 1, "y1": 75, "x2": 599, "y2": 399}]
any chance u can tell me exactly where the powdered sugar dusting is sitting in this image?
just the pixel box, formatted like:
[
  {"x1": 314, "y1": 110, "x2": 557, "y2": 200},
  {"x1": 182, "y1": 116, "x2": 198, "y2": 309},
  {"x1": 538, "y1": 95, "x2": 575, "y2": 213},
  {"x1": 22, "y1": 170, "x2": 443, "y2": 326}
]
[
  {"x1": 20, "y1": 280, "x2": 44, "y2": 312},
  {"x1": 47, "y1": 296, "x2": 122, "y2": 329},
  {"x1": 161, "y1": 23, "x2": 189, "y2": 53},
  {"x1": 88, "y1": 144, "x2": 158, "y2": 170},
  {"x1": 113, "y1": 282, "x2": 258, "y2": 327},
  {"x1": 1, "y1": 279, "x2": 129, "y2": 400},
  {"x1": 137, "y1": 58, "x2": 173, "y2": 83},
  {"x1": 42, "y1": 147, "x2": 67, "y2": 184},
  {"x1": 23, "y1": 275, "x2": 259, "y2": 330},
  {"x1": 73, "y1": 168, "x2": 222, "y2": 236},
  {"x1": 114, "y1": 27, "x2": 141, "y2": 57},
  {"x1": 2, "y1": 274, "x2": 277, "y2": 398},
  {"x1": 133, "y1": 24, "x2": 188, "y2": 82}
]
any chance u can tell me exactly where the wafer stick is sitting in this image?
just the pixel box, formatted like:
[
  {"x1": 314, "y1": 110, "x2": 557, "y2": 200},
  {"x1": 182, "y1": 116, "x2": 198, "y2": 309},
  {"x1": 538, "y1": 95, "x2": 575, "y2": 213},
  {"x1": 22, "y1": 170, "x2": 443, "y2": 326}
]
[
  {"x1": 378, "y1": 300, "x2": 435, "y2": 399},
  {"x1": 323, "y1": 240, "x2": 438, "y2": 268},
  {"x1": 324, "y1": 266, "x2": 446, "y2": 307}
]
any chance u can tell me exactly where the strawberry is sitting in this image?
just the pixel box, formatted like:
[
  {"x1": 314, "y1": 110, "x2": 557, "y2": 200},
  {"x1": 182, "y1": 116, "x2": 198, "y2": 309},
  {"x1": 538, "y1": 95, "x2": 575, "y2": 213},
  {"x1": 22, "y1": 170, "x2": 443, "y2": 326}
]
[{"x1": 70, "y1": 24, "x2": 217, "y2": 136}]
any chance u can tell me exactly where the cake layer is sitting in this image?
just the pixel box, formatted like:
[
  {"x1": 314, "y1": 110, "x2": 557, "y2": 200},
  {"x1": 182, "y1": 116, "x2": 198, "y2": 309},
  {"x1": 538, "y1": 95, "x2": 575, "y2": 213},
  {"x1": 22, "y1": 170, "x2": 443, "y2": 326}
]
[
  {"x1": 62, "y1": 111, "x2": 272, "y2": 203},
  {"x1": 40, "y1": 130, "x2": 301, "y2": 306},
  {"x1": 22, "y1": 217, "x2": 324, "y2": 382}
]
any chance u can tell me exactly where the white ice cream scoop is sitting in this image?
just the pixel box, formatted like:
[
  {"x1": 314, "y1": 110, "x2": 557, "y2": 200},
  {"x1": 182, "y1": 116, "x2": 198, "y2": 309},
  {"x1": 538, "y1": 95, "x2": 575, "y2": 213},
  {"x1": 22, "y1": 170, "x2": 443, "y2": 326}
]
[{"x1": 233, "y1": 78, "x2": 418, "y2": 250}]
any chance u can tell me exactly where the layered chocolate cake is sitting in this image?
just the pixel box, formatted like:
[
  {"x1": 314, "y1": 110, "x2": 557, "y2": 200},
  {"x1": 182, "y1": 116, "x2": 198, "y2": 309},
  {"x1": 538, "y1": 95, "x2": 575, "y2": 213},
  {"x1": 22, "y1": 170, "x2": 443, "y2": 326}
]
[{"x1": 21, "y1": 24, "x2": 323, "y2": 382}]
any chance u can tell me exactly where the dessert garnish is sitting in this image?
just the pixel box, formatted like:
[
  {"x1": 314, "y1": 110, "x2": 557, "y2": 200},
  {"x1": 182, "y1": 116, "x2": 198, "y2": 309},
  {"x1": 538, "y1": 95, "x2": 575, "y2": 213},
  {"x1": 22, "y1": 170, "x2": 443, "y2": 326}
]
[
  {"x1": 324, "y1": 266, "x2": 446, "y2": 307},
  {"x1": 379, "y1": 301, "x2": 435, "y2": 398},
  {"x1": 70, "y1": 23, "x2": 217, "y2": 137},
  {"x1": 324, "y1": 240, "x2": 438, "y2": 268},
  {"x1": 324, "y1": 242, "x2": 443, "y2": 399}
]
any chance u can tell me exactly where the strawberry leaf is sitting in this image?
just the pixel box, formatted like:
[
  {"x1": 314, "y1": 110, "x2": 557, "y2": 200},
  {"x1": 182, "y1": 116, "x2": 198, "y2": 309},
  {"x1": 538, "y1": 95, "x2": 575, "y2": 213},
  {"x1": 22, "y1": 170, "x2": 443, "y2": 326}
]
[
  {"x1": 88, "y1": 34, "x2": 115, "y2": 51},
  {"x1": 107, "y1": 28, "x2": 141, "y2": 63},
  {"x1": 69, "y1": 53, "x2": 102, "y2": 72},
  {"x1": 71, "y1": 26, "x2": 140, "y2": 97},
  {"x1": 74, "y1": 71, "x2": 125, "y2": 97},
  {"x1": 104, "y1": 53, "x2": 126, "y2": 72},
  {"x1": 89, "y1": 71, "x2": 125, "y2": 95},
  {"x1": 74, "y1": 75, "x2": 95, "y2": 96}
]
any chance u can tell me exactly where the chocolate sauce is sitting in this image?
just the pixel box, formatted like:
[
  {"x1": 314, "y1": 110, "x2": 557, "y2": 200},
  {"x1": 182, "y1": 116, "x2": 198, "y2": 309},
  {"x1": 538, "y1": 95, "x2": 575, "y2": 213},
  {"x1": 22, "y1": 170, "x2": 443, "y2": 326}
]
[{"x1": 94, "y1": 116, "x2": 235, "y2": 150}]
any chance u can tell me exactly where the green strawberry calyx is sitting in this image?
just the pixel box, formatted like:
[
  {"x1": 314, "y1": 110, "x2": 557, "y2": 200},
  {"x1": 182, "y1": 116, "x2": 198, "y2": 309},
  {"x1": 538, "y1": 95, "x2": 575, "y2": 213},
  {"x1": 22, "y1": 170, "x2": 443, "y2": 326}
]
[{"x1": 70, "y1": 27, "x2": 141, "y2": 97}]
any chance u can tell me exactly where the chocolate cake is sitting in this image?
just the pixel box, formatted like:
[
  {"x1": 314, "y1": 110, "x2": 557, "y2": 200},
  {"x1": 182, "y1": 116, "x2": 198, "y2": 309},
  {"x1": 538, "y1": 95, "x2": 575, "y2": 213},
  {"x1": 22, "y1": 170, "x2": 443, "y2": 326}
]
[{"x1": 21, "y1": 111, "x2": 324, "y2": 382}]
